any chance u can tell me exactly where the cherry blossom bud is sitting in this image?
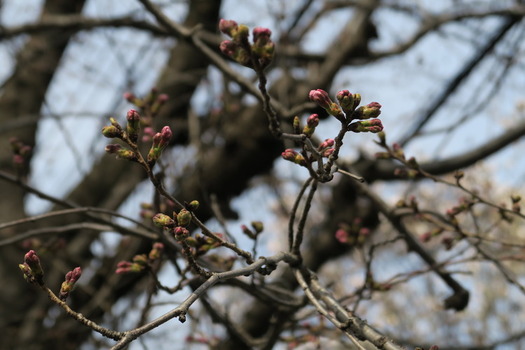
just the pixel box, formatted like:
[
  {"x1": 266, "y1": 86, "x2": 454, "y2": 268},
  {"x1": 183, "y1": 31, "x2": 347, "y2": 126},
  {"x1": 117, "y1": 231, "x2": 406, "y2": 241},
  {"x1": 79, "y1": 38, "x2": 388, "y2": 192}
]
[
  {"x1": 354, "y1": 102, "x2": 382, "y2": 119},
  {"x1": 102, "y1": 125, "x2": 122, "y2": 139},
  {"x1": 126, "y1": 109, "x2": 141, "y2": 143},
  {"x1": 293, "y1": 116, "x2": 301, "y2": 134},
  {"x1": 309, "y1": 89, "x2": 332, "y2": 110},
  {"x1": 148, "y1": 243, "x2": 164, "y2": 260},
  {"x1": 152, "y1": 213, "x2": 175, "y2": 227},
  {"x1": 251, "y1": 221, "x2": 264, "y2": 234},
  {"x1": 59, "y1": 267, "x2": 81, "y2": 301},
  {"x1": 23, "y1": 250, "x2": 44, "y2": 285},
  {"x1": 336, "y1": 90, "x2": 355, "y2": 112},
  {"x1": 177, "y1": 209, "x2": 192, "y2": 227},
  {"x1": 174, "y1": 226, "x2": 190, "y2": 240},
  {"x1": 187, "y1": 200, "x2": 200, "y2": 211},
  {"x1": 318, "y1": 138, "x2": 335, "y2": 150},
  {"x1": 348, "y1": 119, "x2": 383, "y2": 133},
  {"x1": 220, "y1": 40, "x2": 237, "y2": 57},
  {"x1": 309, "y1": 89, "x2": 344, "y2": 121},
  {"x1": 219, "y1": 19, "x2": 238, "y2": 37},
  {"x1": 303, "y1": 115, "x2": 319, "y2": 137},
  {"x1": 322, "y1": 148, "x2": 335, "y2": 157},
  {"x1": 281, "y1": 149, "x2": 306, "y2": 166},
  {"x1": 335, "y1": 229, "x2": 349, "y2": 243}
]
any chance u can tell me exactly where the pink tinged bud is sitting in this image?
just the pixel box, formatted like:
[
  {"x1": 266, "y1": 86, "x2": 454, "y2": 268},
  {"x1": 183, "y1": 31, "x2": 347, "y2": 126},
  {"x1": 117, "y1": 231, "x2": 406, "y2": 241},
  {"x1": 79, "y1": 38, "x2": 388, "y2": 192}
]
[
  {"x1": 152, "y1": 213, "x2": 175, "y2": 227},
  {"x1": 335, "y1": 229, "x2": 349, "y2": 243},
  {"x1": 281, "y1": 148, "x2": 298, "y2": 162},
  {"x1": 306, "y1": 114, "x2": 319, "y2": 127},
  {"x1": 219, "y1": 40, "x2": 237, "y2": 57},
  {"x1": 252, "y1": 27, "x2": 272, "y2": 44},
  {"x1": 354, "y1": 102, "x2": 382, "y2": 119},
  {"x1": 336, "y1": 90, "x2": 355, "y2": 112},
  {"x1": 177, "y1": 209, "x2": 192, "y2": 227},
  {"x1": 126, "y1": 109, "x2": 141, "y2": 143},
  {"x1": 348, "y1": 119, "x2": 384, "y2": 133},
  {"x1": 123, "y1": 92, "x2": 135, "y2": 102},
  {"x1": 115, "y1": 260, "x2": 145, "y2": 274},
  {"x1": 219, "y1": 19, "x2": 238, "y2": 36},
  {"x1": 322, "y1": 148, "x2": 335, "y2": 157},
  {"x1": 318, "y1": 138, "x2": 335, "y2": 150},
  {"x1": 309, "y1": 89, "x2": 332, "y2": 110},
  {"x1": 149, "y1": 243, "x2": 164, "y2": 260},
  {"x1": 24, "y1": 250, "x2": 44, "y2": 285},
  {"x1": 174, "y1": 226, "x2": 190, "y2": 240},
  {"x1": 160, "y1": 126, "x2": 172, "y2": 147},
  {"x1": 59, "y1": 267, "x2": 82, "y2": 301}
]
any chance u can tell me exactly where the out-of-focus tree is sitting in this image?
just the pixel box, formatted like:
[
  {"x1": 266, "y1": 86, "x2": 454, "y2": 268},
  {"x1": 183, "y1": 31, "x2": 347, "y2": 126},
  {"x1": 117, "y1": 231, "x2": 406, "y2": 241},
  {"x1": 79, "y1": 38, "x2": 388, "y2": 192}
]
[{"x1": 1, "y1": 0, "x2": 525, "y2": 349}]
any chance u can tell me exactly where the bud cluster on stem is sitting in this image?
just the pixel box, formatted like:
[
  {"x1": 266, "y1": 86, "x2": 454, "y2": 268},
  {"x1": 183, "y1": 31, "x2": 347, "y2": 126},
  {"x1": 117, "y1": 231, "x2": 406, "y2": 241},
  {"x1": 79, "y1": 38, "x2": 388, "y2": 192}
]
[{"x1": 219, "y1": 19, "x2": 275, "y2": 69}]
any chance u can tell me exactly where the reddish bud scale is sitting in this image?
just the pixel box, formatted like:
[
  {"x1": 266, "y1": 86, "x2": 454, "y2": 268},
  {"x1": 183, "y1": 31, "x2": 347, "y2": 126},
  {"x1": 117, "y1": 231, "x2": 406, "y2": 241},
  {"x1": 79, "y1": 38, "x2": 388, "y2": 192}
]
[
  {"x1": 219, "y1": 19, "x2": 238, "y2": 37},
  {"x1": 24, "y1": 250, "x2": 44, "y2": 284}
]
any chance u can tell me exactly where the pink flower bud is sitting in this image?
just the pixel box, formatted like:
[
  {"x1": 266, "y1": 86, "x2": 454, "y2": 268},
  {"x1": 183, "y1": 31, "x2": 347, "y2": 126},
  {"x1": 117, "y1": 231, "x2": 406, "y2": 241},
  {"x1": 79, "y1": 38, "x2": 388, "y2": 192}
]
[
  {"x1": 306, "y1": 114, "x2": 319, "y2": 127},
  {"x1": 309, "y1": 89, "x2": 332, "y2": 110},
  {"x1": 318, "y1": 138, "x2": 335, "y2": 150},
  {"x1": 335, "y1": 229, "x2": 349, "y2": 243},
  {"x1": 219, "y1": 19, "x2": 238, "y2": 36},
  {"x1": 336, "y1": 90, "x2": 355, "y2": 112},
  {"x1": 348, "y1": 119, "x2": 383, "y2": 133},
  {"x1": 160, "y1": 126, "x2": 172, "y2": 147},
  {"x1": 220, "y1": 40, "x2": 237, "y2": 57},
  {"x1": 281, "y1": 148, "x2": 298, "y2": 162},
  {"x1": 174, "y1": 226, "x2": 190, "y2": 240},
  {"x1": 59, "y1": 267, "x2": 82, "y2": 301},
  {"x1": 354, "y1": 102, "x2": 382, "y2": 119},
  {"x1": 253, "y1": 27, "x2": 272, "y2": 44},
  {"x1": 23, "y1": 250, "x2": 44, "y2": 285}
]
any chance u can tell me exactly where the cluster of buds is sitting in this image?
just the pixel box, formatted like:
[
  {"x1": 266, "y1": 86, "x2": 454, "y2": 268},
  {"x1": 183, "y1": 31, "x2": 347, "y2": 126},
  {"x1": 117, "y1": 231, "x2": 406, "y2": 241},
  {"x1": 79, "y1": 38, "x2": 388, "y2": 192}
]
[
  {"x1": 241, "y1": 221, "x2": 264, "y2": 239},
  {"x1": 59, "y1": 267, "x2": 82, "y2": 301},
  {"x1": 116, "y1": 242, "x2": 164, "y2": 274},
  {"x1": 318, "y1": 138, "x2": 335, "y2": 158},
  {"x1": 19, "y1": 250, "x2": 44, "y2": 285},
  {"x1": 308, "y1": 89, "x2": 383, "y2": 133},
  {"x1": 146, "y1": 125, "x2": 173, "y2": 166},
  {"x1": 219, "y1": 19, "x2": 275, "y2": 69},
  {"x1": 124, "y1": 87, "x2": 169, "y2": 124},
  {"x1": 9, "y1": 137, "x2": 32, "y2": 173},
  {"x1": 334, "y1": 218, "x2": 371, "y2": 246},
  {"x1": 152, "y1": 203, "x2": 198, "y2": 241}
]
